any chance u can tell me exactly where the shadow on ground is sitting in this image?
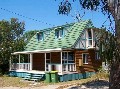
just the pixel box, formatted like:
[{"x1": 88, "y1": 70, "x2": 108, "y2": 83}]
[{"x1": 69, "y1": 80, "x2": 109, "y2": 89}]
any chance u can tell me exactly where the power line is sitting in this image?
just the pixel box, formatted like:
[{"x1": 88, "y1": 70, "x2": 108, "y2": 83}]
[{"x1": 0, "y1": 7, "x2": 55, "y2": 27}]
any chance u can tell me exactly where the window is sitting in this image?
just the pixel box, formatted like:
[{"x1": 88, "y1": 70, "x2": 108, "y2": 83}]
[
  {"x1": 82, "y1": 54, "x2": 88, "y2": 64},
  {"x1": 62, "y1": 52, "x2": 67, "y2": 60},
  {"x1": 68, "y1": 52, "x2": 74, "y2": 63},
  {"x1": 68, "y1": 52, "x2": 74, "y2": 60},
  {"x1": 46, "y1": 53, "x2": 50, "y2": 63},
  {"x1": 88, "y1": 29, "x2": 92, "y2": 39},
  {"x1": 88, "y1": 29, "x2": 92, "y2": 46},
  {"x1": 55, "y1": 29, "x2": 63, "y2": 38},
  {"x1": 46, "y1": 53, "x2": 50, "y2": 59},
  {"x1": 95, "y1": 52, "x2": 100, "y2": 60},
  {"x1": 62, "y1": 52, "x2": 75, "y2": 72},
  {"x1": 37, "y1": 32, "x2": 44, "y2": 41},
  {"x1": 46, "y1": 53, "x2": 50, "y2": 71},
  {"x1": 62, "y1": 52, "x2": 67, "y2": 64}
]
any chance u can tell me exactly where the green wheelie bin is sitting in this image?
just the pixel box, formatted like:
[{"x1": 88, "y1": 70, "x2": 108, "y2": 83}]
[
  {"x1": 45, "y1": 72, "x2": 51, "y2": 83},
  {"x1": 50, "y1": 71, "x2": 58, "y2": 83}
]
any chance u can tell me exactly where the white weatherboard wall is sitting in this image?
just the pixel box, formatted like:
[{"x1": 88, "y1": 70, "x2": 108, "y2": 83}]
[
  {"x1": 75, "y1": 29, "x2": 96, "y2": 49},
  {"x1": 75, "y1": 30, "x2": 86, "y2": 49}
]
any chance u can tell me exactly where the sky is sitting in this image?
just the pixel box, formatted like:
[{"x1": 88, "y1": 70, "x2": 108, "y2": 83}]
[{"x1": 0, "y1": 0, "x2": 113, "y2": 31}]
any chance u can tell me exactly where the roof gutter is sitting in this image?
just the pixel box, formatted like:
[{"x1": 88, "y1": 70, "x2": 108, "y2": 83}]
[{"x1": 12, "y1": 48, "x2": 63, "y2": 55}]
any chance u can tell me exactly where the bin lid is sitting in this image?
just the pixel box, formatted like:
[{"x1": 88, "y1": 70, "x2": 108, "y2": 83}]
[
  {"x1": 50, "y1": 71, "x2": 58, "y2": 73},
  {"x1": 45, "y1": 71, "x2": 50, "y2": 73}
]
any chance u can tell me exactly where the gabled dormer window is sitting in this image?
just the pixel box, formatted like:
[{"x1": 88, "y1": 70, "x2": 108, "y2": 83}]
[
  {"x1": 37, "y1": 32, "x2": 44, "y2": 41},
  {"x1": 55, "y1": 29, "x2": 63, "y2": 38}
]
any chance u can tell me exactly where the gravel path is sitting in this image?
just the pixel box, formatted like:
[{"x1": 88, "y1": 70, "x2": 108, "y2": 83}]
[
  {"x1": 64, "y1": 80, "x2": 109, "y2": 89},
  {"x1": 0, "y1": 79, "x2": 109, "y2": 89}
]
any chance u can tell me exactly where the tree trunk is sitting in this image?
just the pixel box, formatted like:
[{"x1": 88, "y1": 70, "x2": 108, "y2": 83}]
[
  {"x1": 109, "y1": 61, "x2": 120, "y2": 89},
  {"x1": 109, "y1": 20, "x2": 120, "y2": 89},
  {"x1": 109, "y1": 18, "x2": 120, "y2": 89},
  {"x1": 108, "y1": 0, "x2": 120, "y2": 88}
]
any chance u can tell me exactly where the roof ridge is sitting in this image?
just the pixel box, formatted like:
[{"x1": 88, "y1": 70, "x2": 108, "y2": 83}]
[{"x1": 37, "y1": 20, "x2": 91, "y2": 32}]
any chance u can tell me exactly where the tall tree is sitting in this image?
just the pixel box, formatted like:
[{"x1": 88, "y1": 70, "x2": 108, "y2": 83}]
[
  {"x1": 58, "y1": 0, "x2": 120, "y2": 88},
  {"x1": 0, "y1": 18, "x2": 25, "y2": 74}
]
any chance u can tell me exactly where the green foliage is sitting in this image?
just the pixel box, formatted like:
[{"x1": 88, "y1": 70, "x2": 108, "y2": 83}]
[
  {"x1": 90, "y1": 66, "x2": 109, "y2": 80},
  {"x1": 58, "y1": 0, "x2": 72, "y2": 15},
  {"x1": 96, "y1": 29, "x2": 117, "y2": 65},
  {"x1": 97, "y1": 66, "x2": 108, "y2": 73},
  {"x1": 92, "y1": 72, "x2": 109, "y2": 80},
  {"x1": 79, "y1": 0, "x2": 100, "y2": 10},
  {"x1": 0, "y1": 18, "x2": 25, "y2": 74},
  {"x1": 93, "y1": 28, "x2": 115, "y2": 64},
  {"x1": 58, "y1": 0, "x2": 110, "y2": 15}
]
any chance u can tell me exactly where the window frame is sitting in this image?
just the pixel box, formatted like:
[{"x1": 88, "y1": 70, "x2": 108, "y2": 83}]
[
  {"x1": 82, "y1": 53, "x2": 89, "y2": 64},
  {"x1": 87, "y1": 29, "x2": 92, "y2": 46},
  {"x1": 68, "y1": 52, "x2": 74, "y2": 63},
  {"x1": 62, "y1": 51, "x2": 75, "y2": 72},
  {"x1": 37, "y1": 32, "x2": 44, "y2": 41},
  {"x1": 46, "y1": 53, "x2": 50, "y2": 60},
  {"x1": 39, "y1": 32, "x2": 44, "y2": 41},
  {"x1": 62, "y1": 52, "x2": 67, "y2": 60},
  {"x1": 46, "y1": 53, "x2": 51, "y2": 71},
  {"x1": 88, "y1": 29, "x2": 92, "y2": 39},
  {"x1": 55, "y1": 29, "x2": 63, "y2": 38}
]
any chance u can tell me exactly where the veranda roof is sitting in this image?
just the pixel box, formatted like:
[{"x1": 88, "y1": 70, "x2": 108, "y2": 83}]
[{"x1": 12, "y1": 48, "x2": 63, "y2": 55}]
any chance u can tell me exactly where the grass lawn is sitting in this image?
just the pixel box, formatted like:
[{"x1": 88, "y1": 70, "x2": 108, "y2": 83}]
[{"x1": 0, "y1": 75, "x2": 30, "y2": 87}]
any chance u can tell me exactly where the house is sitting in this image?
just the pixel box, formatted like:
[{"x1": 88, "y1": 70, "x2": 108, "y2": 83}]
[{"x1": 9, "y1": 20, "x2": 102, "y2": 82}]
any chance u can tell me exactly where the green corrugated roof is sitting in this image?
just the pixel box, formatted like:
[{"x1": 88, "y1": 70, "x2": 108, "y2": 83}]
[{"x1": 25, "y1": 20, "x2": 93, "y2": 51}]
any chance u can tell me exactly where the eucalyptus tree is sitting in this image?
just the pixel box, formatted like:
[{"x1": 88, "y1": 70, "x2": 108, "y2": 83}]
[
  {"x1": 58, "y1": 0, "x2": 120, "y2": 88},
  {"x1": 0, "y1": 18, "x2": 25, "y2": 74}
]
